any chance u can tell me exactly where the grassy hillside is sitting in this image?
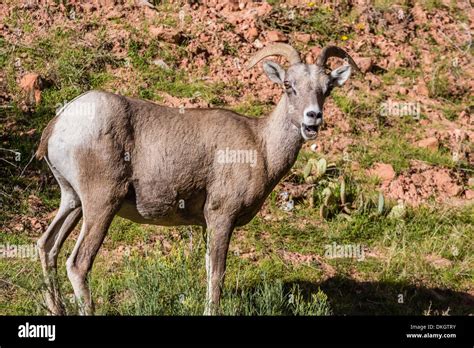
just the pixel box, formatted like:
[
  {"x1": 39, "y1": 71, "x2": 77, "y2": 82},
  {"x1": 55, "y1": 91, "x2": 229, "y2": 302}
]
[{"x1": 0, "y1": 0, "x2": 472, "y2": 315}]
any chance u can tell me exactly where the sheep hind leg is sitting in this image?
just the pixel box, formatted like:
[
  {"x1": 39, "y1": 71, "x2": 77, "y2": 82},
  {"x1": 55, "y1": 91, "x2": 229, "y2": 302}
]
[
  {"x1": 38, "y1": 177, "x2": 82, "y2": 315},
  {"x1": 65, "y1": 187, "x2": 127, "y2": 315}
]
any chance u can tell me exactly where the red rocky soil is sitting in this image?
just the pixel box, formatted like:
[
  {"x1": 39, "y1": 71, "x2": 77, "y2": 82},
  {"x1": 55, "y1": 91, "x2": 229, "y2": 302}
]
[{"x1": 1, "y1": 0, "x2": 472, "y2": 208}]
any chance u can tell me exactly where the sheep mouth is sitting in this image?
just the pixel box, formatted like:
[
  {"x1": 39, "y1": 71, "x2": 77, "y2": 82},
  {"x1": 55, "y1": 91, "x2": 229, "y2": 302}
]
[{"x1": 301, "y1": 123, "x2": 319, "y2": 139}]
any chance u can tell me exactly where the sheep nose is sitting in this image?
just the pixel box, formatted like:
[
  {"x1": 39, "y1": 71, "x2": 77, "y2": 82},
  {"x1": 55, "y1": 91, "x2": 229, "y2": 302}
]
[{"x1": 306, "y1": 111, "x2": 322, "y2": 119}]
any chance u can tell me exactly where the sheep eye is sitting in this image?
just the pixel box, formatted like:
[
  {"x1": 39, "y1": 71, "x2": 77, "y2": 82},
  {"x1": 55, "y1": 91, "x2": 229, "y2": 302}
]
[{"x1": 283, "y1": 81, "x2": 291, "y2": 89}]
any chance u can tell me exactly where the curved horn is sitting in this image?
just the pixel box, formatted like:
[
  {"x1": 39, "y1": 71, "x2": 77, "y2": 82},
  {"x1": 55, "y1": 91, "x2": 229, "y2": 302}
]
[
  {"x1": 246, "y1": 43, "x2": 301, "y2": 70},
  {"x1": 316, "y1": 46, "x2": 360, "y2": 72}
]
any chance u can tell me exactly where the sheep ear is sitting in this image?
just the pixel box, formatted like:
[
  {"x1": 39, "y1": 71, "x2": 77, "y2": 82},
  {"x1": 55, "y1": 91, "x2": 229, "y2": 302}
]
[
  {"x1": 263, "y1": 61, "x2": 285, "y2": 85},
  {"x1": 330, "y1": 64, "x2": 351, "y2": 87}
]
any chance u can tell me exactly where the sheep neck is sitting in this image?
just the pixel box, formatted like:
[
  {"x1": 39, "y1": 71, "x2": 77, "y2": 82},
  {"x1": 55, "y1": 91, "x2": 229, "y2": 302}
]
[{"x1": 259, "y1": 93, "x2": 304, "y2": 185}]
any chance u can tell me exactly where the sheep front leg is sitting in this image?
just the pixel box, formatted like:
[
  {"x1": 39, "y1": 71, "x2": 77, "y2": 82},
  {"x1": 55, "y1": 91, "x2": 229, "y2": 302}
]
[{"x1": 204, "y1": 217, "x2": 233, "y2": 315}]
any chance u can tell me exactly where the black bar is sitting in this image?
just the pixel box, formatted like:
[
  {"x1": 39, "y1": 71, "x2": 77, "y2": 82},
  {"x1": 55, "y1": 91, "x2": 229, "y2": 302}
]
[{"x1": 0, "y1": 316, "x2": 472, "y2": 346}]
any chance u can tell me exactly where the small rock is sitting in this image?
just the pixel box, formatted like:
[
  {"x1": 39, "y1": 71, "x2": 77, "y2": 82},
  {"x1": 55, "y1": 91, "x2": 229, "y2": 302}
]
[
  {"x1": 253, "y1": 39, "x2": 264, "y2": 49},
  {"x1": 425, "y1": 254, "x2": 452, "y2": 269},
  {"x1": 255, "y1": 2, "x2": 272, "y2": 16},
  {"x1": 105, "y1": 10, "x2": 123, "y2": 20},
  {"x1": 245, "y1": 27, "x2": 259, "y2": 42},
  {"x1": 417, "y1": 137, "x2": 438, "y2": 151},
  {"x1": 368, "y1": 163, "x2": 396, "y2": 185},
  {"x1": 358, "y1": 57, "x2": 373, "y2": 73},
  {"x1": 83, "y1": 3, "x2": 97, "y2": 12},
  {"x1": 388, "y1": 200, "x2": 406, "y2": 219},
  {"x1": 415, "y1": 82, "x2": 429, "y2": 97},
  {"x1": 465, "y1": 190, "x2": 474, "y2": 200},
  {"x1": 266, "y1": 30, "x2": 287, "y2": 42},
  {"x1": 149, "y1": 26, "x2": 162, "y2": 37},
  {"x1": 19, "y1": 73, "x2": 43, "y2": 106},
  {"x1": 136, "y1": 0, "x2": 154, "y2": 8},
  {"x1": 149, "y1": 26, "x2": 186, "y2": 45},
  {"x1": 445, "y1": 182, "x2": 462, "y2": 197},
  {"x1": 295, "y1": 32, "x2": 311, "y2": 44},
  {"x1": 152, "y1": 59, "x2": 171, "y2": 70},
  {"x1": 225, "y1": 0, "x2": 240, "y2": 11}
]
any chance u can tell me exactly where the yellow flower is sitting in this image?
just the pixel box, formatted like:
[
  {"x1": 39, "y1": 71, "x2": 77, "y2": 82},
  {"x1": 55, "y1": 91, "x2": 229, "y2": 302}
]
[
  {"x1": 341, "y1": 35, "x2": 348, "y2": 41},
  {"x1": 308, "y1": 2, "x2": 315, "y2": 7},
  {"x1": 355, "y1": 22, "x2": 366, "y2": 30}
]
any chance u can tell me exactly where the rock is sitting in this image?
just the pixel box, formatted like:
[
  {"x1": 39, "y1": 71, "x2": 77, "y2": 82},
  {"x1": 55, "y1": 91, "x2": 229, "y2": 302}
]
[
  {"x1": 368, "y1": 163, "x2": 396, "y2": 184},
  {"x1": 19, "y1": 73, "x2": 43, "y2": 106},
  {"x1": 358, "y1": 57, "x2": 373, "y2": 73},
  {"x1": 468, "y1": 177, "x2": 474, "y2": 187},
  {"x1": 105, "y1": 10, "x2": 123, "y2": 20},
  {"x1": 255, "y1": 2, "x2": 272, "y2": 16},
  {"x1": 432, "y1": 170, "x2": 461, "y2": 197},
  {"x1": 366, "y1": 73, "x2": 381, "y2": 88},
  {"x1": 225, "y1": 0, "x2": 240, "y2": 11},
  {"x1": 253, "y1": 39, "x2": 264, "y2": 49},
  {"x1": 295, "y1": 32, "x2": 311, "y2": 44},
  {"x1": 304, "y1": 47, "x2": 321, "y2": 64},
  {"x1": 149, "y1": 26, "x2": 186, "y2": 45},
  {"x1": 199, "y1": 32, "x2": 210, "y2": 42},
  {"x1": 245, "y1": 27, "x2": 259, "y2": 42},
  {"x1": 425, "y1": 254, "x2": 452, "y2": 269},
  {"x1": 417, "y1": 137, "x2": 438, "y2": 151},
  {"x1": 388, "y1": 200, "x2": 406, "y2": 219},
  {"x1": 415, "y1": 81, "x2": 429, "y2": 96},
  {"x1": 82, "y1": 3, "x2": 97, "y2": 12},
  {"x1": 444, "y1": 182, "x2": 462, "y2": 197},
  {"x1": 136, "y1": 0, "x2": 155, "y2": 8},
  {"x1": 465, "y1": 190, "x2": 474, "y2": 200},
  {"x1": 411, "y1": 2, "x2": 427, "y2": 23},
  {"x1": 266, "y1": 30, "x2": 287, "y2": 42},
  {"x1": 152, "y1": 59, "x2": 171, "y2": 70}
]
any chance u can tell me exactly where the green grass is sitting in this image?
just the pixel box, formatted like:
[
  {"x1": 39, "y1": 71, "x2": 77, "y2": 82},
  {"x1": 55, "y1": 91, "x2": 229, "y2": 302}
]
[
  {"x1": 350, "y1": 132, "x2": 455, "y2": 173},
  {"x1": 1, "y1": 202, "x2": 472, "y2": 315}
]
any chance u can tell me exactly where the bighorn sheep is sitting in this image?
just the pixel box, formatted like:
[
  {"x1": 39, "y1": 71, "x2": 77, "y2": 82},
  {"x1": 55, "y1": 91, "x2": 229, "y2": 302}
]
[{"x1": 36, "y1": 44, "x2": 358, "y2": 315}]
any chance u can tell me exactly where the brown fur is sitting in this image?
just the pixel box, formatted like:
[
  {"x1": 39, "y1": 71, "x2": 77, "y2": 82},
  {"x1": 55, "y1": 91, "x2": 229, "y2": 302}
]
[{"x1": 36, "y1": 44, "x2": 356, "y2": 315}]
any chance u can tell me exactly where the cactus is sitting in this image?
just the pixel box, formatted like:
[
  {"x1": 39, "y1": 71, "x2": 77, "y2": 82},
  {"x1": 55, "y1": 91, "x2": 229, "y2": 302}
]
[
  {"x1": 340, "y1": 176, "x2": 346, "y2": 206},
  {"x1": 316, "y1": 158, "x2": 327, "y2": 177},
  {"x1": 377, "y1": 192, "x2": 384, "y2": 215},
  {"x1": 303, "y1": 158, "x2": 328, "y2": 184},
  {"x1": 303, "y1": 160, "x2": 313, "y2": 179},
  {"x1": 388, "y1": 200, "x2": 406, "y2": 219}
]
